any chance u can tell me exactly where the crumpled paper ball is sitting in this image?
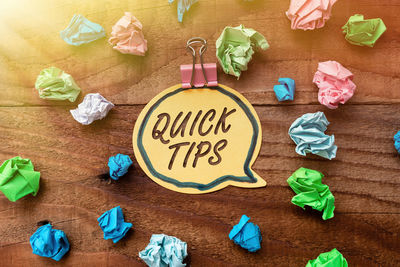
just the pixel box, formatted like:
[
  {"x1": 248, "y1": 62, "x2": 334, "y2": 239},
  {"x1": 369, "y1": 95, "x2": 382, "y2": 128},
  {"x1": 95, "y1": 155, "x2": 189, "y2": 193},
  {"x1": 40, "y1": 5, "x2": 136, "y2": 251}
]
[
  {"x1": 287, "y1": 167, "x2": 335, "y2": 220},
  {"x1": 35, "y1": 67, "x2": 81, "y2": 102},
  {"x1": 289, "y1": 111, "x2": 337, "y2": 160},
  {"x1": 30, "y1": 224, "x2": 70, "y2": 261},
  {"x1": 108, "y1": 154, "x2": 133, "y2": 180},
  {"x1": 306, "y1": 248, "x2": 348, "y2": 267},
  {"x1": 70, "y1": 93, "x2": 114, "y2": 125},
  {"x1": 342, "y1": 14, "x2": 387, "y2": 47},
  {"x1": 97, "y1": 206, "x2": 132, "y2": 243},
  {"x1": 60, "y1": 14, "x2": 105, "y2": 46},
  {"x1": 313, "y1": 61, "x2": 356, "y2": 109},
  {"x1": 169, "y1": 0, "x2": 197, "y2": 23},
  {"x1": 0, "y1": 156, "x2": 40, "y2": 202},
  {"x1": 229, "y1": 214, "x2": 261, "y2": 252},
  {"x1": 139, "y1": 234, "x2": 188, "y2": 267},
  {"x1": 394, "y1": 131, "x2": 400, "y2": 154},
  {"x1": 216, "y1": 24, "x2": 269, "y2": 79},
  {"x1": 109, "y1": 12, "x2": 148, "y2": 56},
  {"x1": 286, "y1": 0, "x2": 338, "y2": 30},
  {"x1": 273, "y1": 78, "x2": 296, "y2": 101}
]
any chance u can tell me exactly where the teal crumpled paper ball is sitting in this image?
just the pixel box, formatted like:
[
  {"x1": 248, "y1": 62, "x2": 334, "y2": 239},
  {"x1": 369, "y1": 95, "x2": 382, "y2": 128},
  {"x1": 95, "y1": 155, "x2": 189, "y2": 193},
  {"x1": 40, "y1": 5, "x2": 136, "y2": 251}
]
[
  {"x1": 168, "y1": 0, "x2": 198, "y2": 23},
  {"x1": 394, "y1": 131, "x2": 400, "y2": 154},
  {"x1": 229, "y1": 214, "x2": 262, "y2": 252},
  {"x1": 273, "y1": 77, "x2": 296, "y2": 101},
  {"x1": 30, "y1": 224, "x2": 70, "y2": 261},
  {"x1": 60, "y1": 14, "x2": 105, "y2": 46},
  {"x1": 139, "y1": 234, "x2": 188, "y2": 267},
  {"x1": 289, "y1": 112, "x2": 337, "y2": 160},
  {"x1": 97, "y1": 206, "x2": 132, "y2": 243},
  {"x1": 108, "y1": 154, "x2": 133, "y2": 180}
]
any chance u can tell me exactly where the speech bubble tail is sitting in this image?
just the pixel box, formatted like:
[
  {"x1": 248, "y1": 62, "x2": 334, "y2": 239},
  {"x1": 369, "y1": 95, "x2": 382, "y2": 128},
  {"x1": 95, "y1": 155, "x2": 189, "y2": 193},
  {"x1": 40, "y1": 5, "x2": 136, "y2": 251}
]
[
  {"x1": 248, "y1": 171, "x2": 267, "y2": 188},
  {"x1": 230, "y1": 171, "x2": 266, "y2": 189}
]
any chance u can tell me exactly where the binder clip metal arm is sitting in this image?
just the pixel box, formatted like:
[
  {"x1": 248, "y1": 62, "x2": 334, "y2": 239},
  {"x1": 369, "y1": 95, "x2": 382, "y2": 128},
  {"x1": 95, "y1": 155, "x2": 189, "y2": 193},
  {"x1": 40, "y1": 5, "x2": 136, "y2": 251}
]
[{"x1": 180, "y1": 37, "x2": 218, "y2": 88}]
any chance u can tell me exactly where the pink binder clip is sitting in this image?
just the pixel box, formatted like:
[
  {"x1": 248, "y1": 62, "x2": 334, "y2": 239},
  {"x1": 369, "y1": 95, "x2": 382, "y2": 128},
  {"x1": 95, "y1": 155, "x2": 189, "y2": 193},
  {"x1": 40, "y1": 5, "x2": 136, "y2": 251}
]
[{"x1": 180, "y1": 37, "x2": 218, "y2": 88}]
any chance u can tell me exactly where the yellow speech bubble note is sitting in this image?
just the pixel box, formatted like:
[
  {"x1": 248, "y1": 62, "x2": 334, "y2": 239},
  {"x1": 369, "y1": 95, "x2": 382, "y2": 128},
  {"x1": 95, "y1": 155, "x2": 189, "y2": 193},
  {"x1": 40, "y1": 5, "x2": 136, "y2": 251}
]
[{"x1": 133, "y1": 84, "x2": 266, "y2": 194}]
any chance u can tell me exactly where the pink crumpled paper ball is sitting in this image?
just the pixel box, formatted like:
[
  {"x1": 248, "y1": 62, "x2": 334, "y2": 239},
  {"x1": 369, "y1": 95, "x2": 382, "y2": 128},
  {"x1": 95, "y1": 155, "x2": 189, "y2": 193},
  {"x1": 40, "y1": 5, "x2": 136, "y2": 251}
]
[
  {"x1": 313, "y1": 61, "x2": 356, "y2": 109},
  {"x1": 109, "y1": 12, "x2": 147, "y2": 56},
  {"x1": 286, "y1": 0, "x2": 338, "y2": 30}
]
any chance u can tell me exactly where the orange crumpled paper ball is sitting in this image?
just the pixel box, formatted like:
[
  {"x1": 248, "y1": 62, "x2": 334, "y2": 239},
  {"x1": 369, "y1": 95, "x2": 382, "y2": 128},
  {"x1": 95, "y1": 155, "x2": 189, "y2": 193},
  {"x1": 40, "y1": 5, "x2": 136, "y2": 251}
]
[{"x1": 109, "y1": 12, "x2": 147, "y2": 56}]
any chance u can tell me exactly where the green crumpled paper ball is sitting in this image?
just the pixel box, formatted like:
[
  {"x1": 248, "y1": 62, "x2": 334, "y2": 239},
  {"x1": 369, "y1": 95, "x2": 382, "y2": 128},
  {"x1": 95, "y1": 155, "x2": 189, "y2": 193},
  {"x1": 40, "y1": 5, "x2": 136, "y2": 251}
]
[
  {"x1": 35, "y1": 67, "x2": 81, "y2": 102},
  {"x1": 306, "y1": 248, "x2": 348, "y2": 267},
  {"x1": 287, "y1": 167, "x2": 335, "y2": 220},
  {"x1": 0, "y1": 156, "x2": 40, "y2": 202},
  {"x1": 342, "y1": 14, "x2": 386, "y2": 47},
  {"x1": 216, "y1": 24, "x2": 269, "y2": 79}
]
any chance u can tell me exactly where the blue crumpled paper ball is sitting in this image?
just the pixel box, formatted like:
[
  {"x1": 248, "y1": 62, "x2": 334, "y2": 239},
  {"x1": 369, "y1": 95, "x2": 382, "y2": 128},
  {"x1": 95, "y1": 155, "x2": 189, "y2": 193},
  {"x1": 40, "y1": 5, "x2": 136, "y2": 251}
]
[
  {"x1": 394, "y1": 131, "x2": 400, "y2": 154},
  {"x1": 108, "y1": 154, "x2": 133, "y2": 180},
  {"x1": 229, "y1": 215, "x2": 262, "y2": 252},
  {"x1": 288, "y1": 111, "x2": 337, "y2": 160},
  {"x1": 139, "y1": 234, "x2": 188, "y2": 267},
  {"x1": 273, "y1": 78, "x2": 295, "y2": 101},
  {"x1": 60, "y1": 14, "x2": 105, "y2": 46},
  {"x1": 97, "y1": 206, "x2": 132, "y2": 243},
  {"x1": 30, "y1": 224, "x2": 70, "y2": 261}
]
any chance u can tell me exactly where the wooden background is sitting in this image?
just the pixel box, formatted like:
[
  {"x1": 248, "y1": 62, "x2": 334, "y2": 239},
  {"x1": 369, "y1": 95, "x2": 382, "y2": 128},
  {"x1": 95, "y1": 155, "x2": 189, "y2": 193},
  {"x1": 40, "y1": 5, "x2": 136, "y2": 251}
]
[{"x1": 0, "y1": 0, "x2": 399, "y2": 266}]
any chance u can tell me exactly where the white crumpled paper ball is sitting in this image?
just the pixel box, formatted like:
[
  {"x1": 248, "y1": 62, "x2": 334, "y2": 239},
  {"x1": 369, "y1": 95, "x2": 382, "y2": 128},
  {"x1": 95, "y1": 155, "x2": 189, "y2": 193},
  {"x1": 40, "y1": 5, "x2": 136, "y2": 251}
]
[{"x1": 70, "y1": 93, "x2": 114, "y2": 125}]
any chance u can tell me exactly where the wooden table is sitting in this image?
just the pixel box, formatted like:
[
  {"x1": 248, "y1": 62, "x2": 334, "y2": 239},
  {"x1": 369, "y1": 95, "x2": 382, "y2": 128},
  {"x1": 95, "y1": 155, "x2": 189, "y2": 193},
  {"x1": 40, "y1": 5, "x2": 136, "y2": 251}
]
[{"x1": 0, "y1": 0, "x2": 399, "y2": 266}]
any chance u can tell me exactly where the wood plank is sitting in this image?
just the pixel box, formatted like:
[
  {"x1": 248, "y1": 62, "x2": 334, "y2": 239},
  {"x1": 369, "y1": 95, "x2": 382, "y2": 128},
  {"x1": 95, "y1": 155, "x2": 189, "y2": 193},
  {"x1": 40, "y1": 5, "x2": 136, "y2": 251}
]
[
  {"x1": 0, "y1": 105, "x2": 399, "y2": 266},
  {"x1": 0, "y1": 0, "x2": 399, "y2": 106}
]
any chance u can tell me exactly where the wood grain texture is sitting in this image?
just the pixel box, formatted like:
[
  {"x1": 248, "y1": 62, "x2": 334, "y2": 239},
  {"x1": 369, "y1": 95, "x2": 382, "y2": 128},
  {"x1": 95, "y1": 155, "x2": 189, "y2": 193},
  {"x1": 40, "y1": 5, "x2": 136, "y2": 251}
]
[
  {"x1": 0, "y1": 0, "x2": 400, "y2": 106},
  {"x1": 0, "y1": 0, "x2": 399, "y2": 266}
]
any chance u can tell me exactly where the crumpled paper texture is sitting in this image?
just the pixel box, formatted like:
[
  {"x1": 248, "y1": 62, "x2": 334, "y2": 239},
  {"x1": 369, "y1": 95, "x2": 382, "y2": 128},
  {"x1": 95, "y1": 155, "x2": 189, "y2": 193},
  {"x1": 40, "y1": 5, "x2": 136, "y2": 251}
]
[
  {"x1": 60, "y1": 14, "x2": 105, "y2": 46},
  {"x1": 229, "y1": 214, "x2": 261, "y2": 252},
  {"x1": 286, "y1": 0, "x2": 337, "y2": 30},
  {"x1": 97, "y1": 206, "x2": 132, "y2": 243},
  {"x1": 108, "y1": 154, "x2": 133, "y2": 180},
  {"x1": 306, "y1": 248, "x2": 348, "y2": 267},
  {"x1": 394, "y1": 131, "x2": 400, "y2": 154},
  {"x1": 139, "y1": 234, "x2": 187, "y2": 267},
  {"x1": 0, "y1": 156, "x2": 40, "y2": 202},
  {"x1": 30, "y1": 224, "x2": 70, "y2": 261},
  {"x1": 287, "y1": 167, "x2": 335, "y2": 220},
  {"x1": 109, "y1": 12, "x2": 148, "y2": 56},
  {"x1": 35, "y1": 67, "x2": 81, "y2": 102},
  {"x1": 216, "y1": 25, "x2": 269, "y2": 78},
  {"x1": 169, "y1": 0, "x2": 197, "y2": 22},
  {"x1": 313, "y1": 61, "x2": 356, "y2": 109},
  {"x1": 273, "y1": 78, "x2": 296, "y2": 101},
  {"x1": 289, "y1": 112, "x2": 337, "y2": 160},
  {"x1": 342, "y1": 14, "x2": 386, "y2": 47},
  {"x1": 70, "y1": 93, "x2": 114, "y2": 125}
]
